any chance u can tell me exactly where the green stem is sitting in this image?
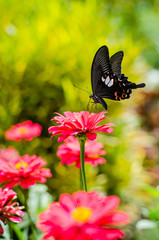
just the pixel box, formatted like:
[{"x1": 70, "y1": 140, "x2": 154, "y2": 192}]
[
  {"x1": 23, "y1": 189, "x2": 37, "y2": 240},
  {"x1": 8, "y1": 221, "x2": 13, "y2": 239},
  {"x1": 80, "y1": 169, "x2": 83, "y2": 190},
  {"x1": 80, "y1": 140, "x2": 87, "y2": 192}
]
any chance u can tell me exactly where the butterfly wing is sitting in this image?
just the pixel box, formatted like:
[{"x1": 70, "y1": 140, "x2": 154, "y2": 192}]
[
  {"x1": 91, "y1": 46, "x2": 111, "y2": 95},
  {"x1": 110, "y1": 51, "x2": 124, "y2": 79},
  {"x1": 97, "y1": 79, "x2": 122, "y2": 100},
  {"x1": 97, "y1": 51, "x2": 124, "y2": 100},
  {"x1": 91, "y1": 46, "x2": 146, "y2": 104},
  {"x1": 91, "y1": 46, "x2": 120, "y2": 100}
]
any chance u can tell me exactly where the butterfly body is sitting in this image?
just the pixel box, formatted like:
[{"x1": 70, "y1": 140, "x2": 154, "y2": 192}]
[
  {"x1": 90, "y1": 46, "x2": 146, "y2": 110},
  {"x1": 89, "y1": 93, "x2": 108, "y2": 109}
]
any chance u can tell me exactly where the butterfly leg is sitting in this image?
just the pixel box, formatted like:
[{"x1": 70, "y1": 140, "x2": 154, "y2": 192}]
[
  {"x1": 89, "y1": 102, "x2": 95, "y2": 113},
  {"x1": 98, "y1": 97, "x2": 108, "y2": 110},
  {"x1": 87, "y1": 98, "x2": 91, "y2": 111},
  {"x1": 95, "y1": 103, "x2": 97, "y2": 113}
]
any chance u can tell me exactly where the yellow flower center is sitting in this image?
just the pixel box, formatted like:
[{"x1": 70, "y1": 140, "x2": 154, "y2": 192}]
[
  {"x1": 18, "y1": 127, "x2": 27, "y2": 134},
  {"x1": 72, "y1": 207, "x2": 92, "y2": 222},
  {"x1": 15, "y1": 162, "x2": 28, "y2": 169},
  {"x1": 88, "y1": 154, "x2": 99, "y2": 158}
]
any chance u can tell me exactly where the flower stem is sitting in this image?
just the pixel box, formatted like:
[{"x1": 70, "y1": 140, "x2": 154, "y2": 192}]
[
  {"x1": 80, "y1": 140, "x2": 87, "y2": 192},
  {"x1": 80, "y1": 170, "x2": 83, "y2": 190},
  {"x1": 23, "y1": 189, "x2": 37, "y2": 240}
]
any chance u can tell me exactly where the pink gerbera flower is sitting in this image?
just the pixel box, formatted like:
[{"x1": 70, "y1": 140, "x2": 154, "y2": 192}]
[
  {"x1": 49, "y1": 111, "x2": 115, "y2": 142},
  {"x1": 0, "y1": 147, "x2": 19, "y2": 162},
  {"x1": 0, "y1": 188, "x2": 24, "y2": 235},
  {"x1": 37, "y1": 191, "x2": 130, "y2": 240},
  {"x1": 57, "y1": 136, "x2": 106, "y2": 168},
  {"x1": 0, "y1": 154, "x2": 52, "y2": 189},
  {"x1": 5, "y1": 120, "x2": 42, "y2": 141}
]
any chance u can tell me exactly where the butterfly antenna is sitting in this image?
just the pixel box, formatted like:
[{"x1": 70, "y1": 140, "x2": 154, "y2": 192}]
[{"x1": 72, "y1": 82, "x2": 90, "y2": 95}]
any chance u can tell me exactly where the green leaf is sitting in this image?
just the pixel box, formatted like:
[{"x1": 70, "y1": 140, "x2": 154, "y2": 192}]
[
  {"x1": 142, "y1": 185, "x2": 159, "y2": 198},
  {"x1": 10, "y1": 224, "x2": 24, "y2": 240}
]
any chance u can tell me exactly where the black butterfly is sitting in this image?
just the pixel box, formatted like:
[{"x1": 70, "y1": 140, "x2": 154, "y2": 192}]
[{"x1": 89, "y1": 46, "x2": 146, "y2": 110}]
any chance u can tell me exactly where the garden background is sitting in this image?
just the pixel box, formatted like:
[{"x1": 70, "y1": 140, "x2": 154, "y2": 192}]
[{"x1": 0, "y1": 0, "x2": 159, "y2": 239}]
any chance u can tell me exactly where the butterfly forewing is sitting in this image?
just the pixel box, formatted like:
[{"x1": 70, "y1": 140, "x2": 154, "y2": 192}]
[
  {"x1": 91, "y1": 45, "x2": 118, "y2": 100},
  {"x1": 91, "y1": 46, "x2": 111, "y2": 94}
]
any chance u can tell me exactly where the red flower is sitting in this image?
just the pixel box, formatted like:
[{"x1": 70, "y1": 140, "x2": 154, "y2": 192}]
[
  {"x1": 57, "y1": 136, "x2": 106, "y2": 168},
  {"x1": 0, "y1": 154, "x2": 52, "y2": 189},
  {"x1": 49, "y1": 111, "x2": 115, "y2": 142},
  {"x1": 37, "y1": 191, "x2": 130, "y2": 240},
  {"x1": 0, "y1": 188, "x2": 24, "y2": 235},
  {"x1": 5, "y1": 120, "x2": 42, "y2": 141},
  {"x1": 0, "y1": 147, "x2": 19, "y2": 162}
]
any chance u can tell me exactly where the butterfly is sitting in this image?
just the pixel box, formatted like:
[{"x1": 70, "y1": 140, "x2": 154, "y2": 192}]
[{"x1": 89, "y1": 45, "x2": 146, "y2": 110}]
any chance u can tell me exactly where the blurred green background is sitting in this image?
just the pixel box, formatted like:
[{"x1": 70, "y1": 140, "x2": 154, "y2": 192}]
[{"x1": 0, "y1": 0, "x2": 159, "y2": 239}]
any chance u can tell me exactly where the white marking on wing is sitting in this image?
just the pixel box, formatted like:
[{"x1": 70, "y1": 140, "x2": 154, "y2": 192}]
[
  {"x1": 108, "y1": 79, "x2": 114, "y2": 87},
  {"x1": 102, "y1": 77, "x2": 105, "y2": 82},
  {"x1": 105, "y1": 76, "x2": 110, "y2": 85}
]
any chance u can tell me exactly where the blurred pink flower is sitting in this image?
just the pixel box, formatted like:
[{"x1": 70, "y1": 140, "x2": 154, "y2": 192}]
[
  {"x1": 0, "y1": 188, "x2": 24, "y2": 235},
  {"x1": 0, "y1": 154, "x2": 52, "y2": 189},
  {"x1": 37, "y1": 191, "x2": 130, "y2": 240},
  {"x1": 49, "y1": 111, "x2": 115, "y2": 142},
  {"x1": 57, "y1": 136, "x2": 106, "y2": 168},
  {"x1": 5, "y1": 120, "x2": 42, "y2": 141},
  {"x1": 0, "y1": 147, "x2": 19, "y2": 162}
]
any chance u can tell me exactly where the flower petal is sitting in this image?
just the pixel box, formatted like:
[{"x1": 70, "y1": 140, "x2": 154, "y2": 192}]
[
  {"x1": 86, "y1": 132, "x2": 97, "y2": 140},
  {"x1": 0, "y1": 154, "x2": 52, "y2": 189},
  {"x1": 49, "y1": 111, "x2": 115, "y2": 142},
  {"x1": 102, "y1": 210, "x2": 130, "y2": 226},
  {"x1": 60, "y1": 193, "x2": 77, "y2": 211},
  {"x1": 37, "y1": 191, "x2": 130, "y2": 240}
]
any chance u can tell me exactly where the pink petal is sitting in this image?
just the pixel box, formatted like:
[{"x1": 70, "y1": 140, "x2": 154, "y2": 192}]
[
  {"x1": 102, "y1": 196, "x2": 120, "y2": 212},
  {"x1": 91, "y1": 196, "x2": 120, "y2": 223},
  {"x1": 72, "y1": 191, "x2": 91, "y2": 207},
  {"x1": 94, "y1": 123, "x2": 116, "y2": 132},
  {"x1": 86, "y1": 132, "x2": 97, "y2": 140},
  {"x1": 8, "y1": 216, "x2": 23, "y2": 223},
  {"x1": 58, "y1": 134, "x2": 70, "y2": 142},
  {"x1": 88, "y1": 111, "x2": 107, "y2": 129},
  {"x1": 76, "y1": 111, "x2": 89, "y2": 128},
  {"x1": 60, "y1": 193, "x2": 77, "y2": 212},
  {"x1": 21, "y1": 179, "x2": 36, "y2": 189},
  {"x1": 0, "y1": 224, "x2": 4, "y2": 234},
  {"x1": 83, "y1": 226, "x2": 124, "y2": 240},
  {"x1": 103, "y1": 210, "x2": 130, "y2": 225}
]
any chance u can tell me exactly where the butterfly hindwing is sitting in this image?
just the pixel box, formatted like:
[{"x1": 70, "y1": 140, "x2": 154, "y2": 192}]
[{"x1": 110, "y1": 51, "x2": 124, "y2": 79}]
